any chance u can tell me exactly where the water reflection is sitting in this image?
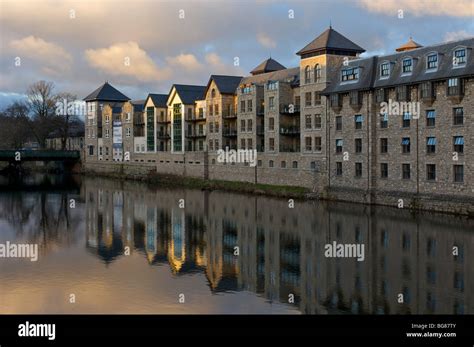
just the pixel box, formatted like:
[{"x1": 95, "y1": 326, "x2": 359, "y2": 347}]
[{"x1": 1, "y1": 174, "x2": 473, "y2": 314}]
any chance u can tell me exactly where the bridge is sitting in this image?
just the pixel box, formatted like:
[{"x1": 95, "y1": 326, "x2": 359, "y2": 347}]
[{"x1": 0, "y1": 150, "x2": 81, "y2": 162}]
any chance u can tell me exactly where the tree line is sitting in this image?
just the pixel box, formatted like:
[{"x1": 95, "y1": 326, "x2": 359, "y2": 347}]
[{"x1": 0, "y1": 81, "x2": 83, "y2": 150}]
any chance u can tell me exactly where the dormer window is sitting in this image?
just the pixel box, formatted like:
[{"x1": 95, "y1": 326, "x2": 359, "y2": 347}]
[
  {"x1": 380, "y1": 62, "x2": 390, "y2": 78},
  {"x1": 402, "y1": 58, "x2": 412, "y2": 74},
  {"x1": 453, "y1": 48, "x2": 466, "y2": 66},
  {"x1": 427, "y1": 53, "x2": 438, "y2": 70},
  {"x1": 341, "y1": 67, "x2": 359, "y2": 82}
]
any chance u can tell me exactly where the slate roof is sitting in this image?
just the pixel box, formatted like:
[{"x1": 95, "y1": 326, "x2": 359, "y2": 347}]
[
  {"x1": 83, "y1": 82, "x2": 130, "y2": 102},
  {"x1": 250, "y1": 58, "x2": 286, "y2": 75},
  {"x1": 297, "y1": 27, "x2": 365, "y2": 56},
  {"x1": 322, "y1": 37, "x2": 474, "y2": 95},
  {"x1": 241, "y1": 67, "x2": 300, "y2": 86},
  {"x1": 206, "y1": 75, "x2": 243, "y2": 95},
  {"x1": 171, "y1": 84, "x2": 206, "y2": 104},
  {"x1": 146, "y1": 94, "x2": 168, "y2": 108},
  {"x1": 131, "y1": 99, "x2": 145, "y2": 112}
]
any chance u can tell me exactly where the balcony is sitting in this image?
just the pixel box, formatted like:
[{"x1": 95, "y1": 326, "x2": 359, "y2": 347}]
[
  {"x1": 257, "y1": 106, "x2": 265, "y2": 116},
  {"x1": 279, "y1": 125, "x2": 300, "y2": 136},
  {"x1": 222, "y1": 108, "x2": 237, "y2": 119},
  {"x1": 257, "y1": 125, "x2": 265, "y2": 136},
  {"x1": 157, "y1": 118, "x2": 171, "y2": 124},
  {"x1": 157, "y1": 132, "x2": 171, "y2": 139},
  {"x1": 279, "y1": 144, "x2": 301, "y2": 152},
  {"x1": 185, "y1": 130, "x2": 206, "y2": 138},
  {"x1": 280, "y1": 104, "x2": 300, "y2": 115},
  {"x1": 223, "y1": 128, "x2": 237, "y2": 137}
]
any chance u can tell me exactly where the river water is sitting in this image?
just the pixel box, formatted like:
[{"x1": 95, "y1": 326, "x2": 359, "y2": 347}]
[{"x1": 0, "y1": 173, "x2": 472, "y2": 314}]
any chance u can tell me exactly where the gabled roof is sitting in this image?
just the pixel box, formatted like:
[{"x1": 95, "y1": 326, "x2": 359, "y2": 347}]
[
  {"x1": 241, "y1": 67, "x2": 300, "y2": 86},
  {"x1": 146, "y1": 93, "x2": 168, "y2": 108},
  {"x1": 83, "y1": 82, "x2": 130, "y2": 102},
  {"x1": 206, "y1": 75, "x2": 243, "y2": 95},
  {"x1": 168, "y1": 84, "x2": 206, "y2": 105},
  {"x1": 297, "y1": 27, "x2": 365, "y2": 56},
  {"x1": 250, "y1": 58, "x2": 286, "y2": 75},
  {"x1": 396, "y1": 37, "x2": 423, "y2": 52}
]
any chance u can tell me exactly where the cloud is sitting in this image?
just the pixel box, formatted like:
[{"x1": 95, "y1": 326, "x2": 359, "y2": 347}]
[
  {"x1": 166, "y1": 54, "x2": 203, "y2": 72},
  {"x1": 257, "y1": 32, "x2": 276, "y2": 48},
  {"x1": 9, "y1": 36, "x2": 73, "y2": 73},
  {"x1": 84, "y1": 41, "x2": 171, "y2": 82},
  {"x1": 444, "y1": 30, "x2": 473, "y2": 42},
  {"x1": 357, "y1": 0, "x2": 473, "y2": 17}
]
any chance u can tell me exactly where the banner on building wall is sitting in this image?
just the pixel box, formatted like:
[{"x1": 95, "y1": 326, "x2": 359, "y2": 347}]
[{"x1": 113, "y1": 120, "x2": 122, "y2": 148}]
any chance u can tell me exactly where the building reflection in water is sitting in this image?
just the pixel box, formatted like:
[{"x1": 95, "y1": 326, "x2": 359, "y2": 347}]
[{"x1": 83, "y1": 177, "x2": 474, "y2": 314}]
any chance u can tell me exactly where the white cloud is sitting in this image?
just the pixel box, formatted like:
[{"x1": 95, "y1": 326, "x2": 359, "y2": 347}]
[
  {"x1": 9, "y1": 36, "x2": 73, "y2": 73},
  {"x1": 257, "y1": 32, "x2": 276, "y2": 49},
  {"x1": 166, "y1": 54, "x2": 203, "y2": 72},
  {"x1": 444, "y1": 30, "x2": 473, "y2": 42},
  {"x1": 84, "y1": 41, "x2": 171, "y2": 82},
  {"x1": 358, "y1": 0, "x2": 473, "y2": 17}
]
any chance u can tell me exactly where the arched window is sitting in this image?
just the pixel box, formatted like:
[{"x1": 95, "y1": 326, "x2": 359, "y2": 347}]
[
  {"x1": 211, "y1": 88, "x2": 216, "y2": 98},
  {"x1": 304, "y1": 66, "x2": 311, "y2": 84},
  {"x1": 314, "y1": 64, "x2": 321, "y2": 82}
]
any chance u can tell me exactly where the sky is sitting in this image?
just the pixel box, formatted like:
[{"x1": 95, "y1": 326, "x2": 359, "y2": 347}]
[{"x1": 0, "y1": 0, "x2": 473, "y2": 109}]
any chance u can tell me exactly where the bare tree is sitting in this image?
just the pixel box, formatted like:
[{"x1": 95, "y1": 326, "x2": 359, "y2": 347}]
[
  {"x1": 53, "y1": 92, "x2": 80, "y2": 150},
  {"x1": 0, "y1": 101, "x2": 31, "y2": 149},
  {"x1": 27, "y1": 81, "x2": 59, "y2": 148}
]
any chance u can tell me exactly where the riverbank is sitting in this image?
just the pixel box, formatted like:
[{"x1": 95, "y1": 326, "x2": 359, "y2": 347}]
[{"x1": 82, "y1": 161, "x2": 474, "y2": 217}]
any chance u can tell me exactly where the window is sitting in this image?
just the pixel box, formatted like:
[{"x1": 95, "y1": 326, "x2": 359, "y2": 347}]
[
  {"x1": 269, "y1": 138, "x2": 275, "y2": 151},
  {"x1": 247, "y1": 138, "x2": 253, "y2": 150},
  {"x1": 402, "y1": 58, "x2": 412, "y2": 73},
  {"x1": 336, "y1": 139, "x2": 343, "y2": 154},
  {"x1": 355, "y1": 163, "x2": 362, "y2": 178},
  {"x1": 305, "y1": 115, "x2": 312, "y2": 129},
  {"x1": 380, "y1": 138, "x2": 388, "y2": 153},
  {"x1": 247, "y1": 119, "x2": 253, "y2": 132},
  {"x1": 427, "y1": 53, "x2": 438, "y2": 70},
  {"x1": 402, "y1": 112, "x2": 411, "y2": 128},
  {"x1": 402, "y1": 164, "x2": 411, "y2": 179},
  {"x1": 355, "y1": 138, "x2": 362, "y2": 153},
  {"x1": 426, "y1": 110, "x2": 436, "y2": 127},
  {"x1": 240, "y1": 101, "x2": 245, "y2": 113},
  {"x1": 209, "y1": 104, "x2": 214, "y2": 116},
  {"x1": 214, "y1": 139, "x2": 219, "y2": 150},
  {"x1": 380, "y1": 163, "x2": 388, "y2": 178},
  {"x1": 269, "y1": 118, "x2": 275, "y2": 130},
  {"x1": 314, "y1": 114, "x2": 322, "y2": 128},
  {"x1": 215, "y1": 121, "x2": 219, "y2": 133},
  {"x1": 126, "y1": 127, "x2": 131, "y2": 137},
  {"x1": 426, "y1": 137, "x2": 436, "y2": 154},
  {"x1": 305, "y1": 137, "x2": 312, "y2": 151},
  {"x1": 305, "y1": 66, "x2": 311, "y2": 84},
  {"x1": 314, "y1": 64, "x2": 321, "y2": 82},
  {"x1": 355, "y1": 114, "x2": 363, "y2": 129},
  {"x1": 241, "y1": 138, "x2": 245, "y2": 149},
  {"x1": 269, "y1": 96, "x2": 275, "y2": 110},
  {"x1": 380, "y1": 113, "x2": 388, "y2": 128},
  {"x1": 396, "y1": 85, "x2": 409, "y2": 101},
  {"x1": 454, "y1": 165, "x2": 464, "y2": 183},
  {"x1": 105, "y1": 129, "x2": 110, "y2": 138},
  {"x1": 281, "y1": 161, "x2": 286, "y2": 168},
  {"x1": 214, "y1": 104, "x2": 219, "y2": 115},
  {"x1": 380, "y1": 62, "x2": 390, "y2": 77},
  {"x1": 426, "y1": 164, "x2": 436, "y2": 181},
  {"x1": 454, "y1": 48, "x2": 466, "y2": 66},
  {"x1": 336, "y1": 162, "x2": 342, "y2": 176},
  {"x1": 292, "y1": 161, "x2": 298, "y2": 169},
  {"x1": 188, "y1": 108, "x2": 193, "y2": 118},
  {"x1": 88, "y1": 145, "x2": 94, "y2": 156},
  {"x1": 420, "y1": 82, "x2": 434, "y2": 99},
  {"x1": 336, "y1": 116, "x2": 342, "y2": 131},
  {"x1": 209, "y1": 140, "x2": 213, "y2": 151},
  {"x1": 211, "y1": 88, "x2": 216, "y2": 98},
  {"x1": 453, "y1": 107, "x2": 464, "y2": 125},
  {"x1": 447, "y1": 78, "x2": 461, "y2": 96},
  {"x1": 342, "y1": 67, "x2": 359, "y2": 81},
  {"x1": 267, "y1": 81, "x2": 278, "y2": 90},
  {"x1": 269, "y1": 160, "x2": 274, "y2": 168},
  {"x1": 454, "y1": 136, "x2": 464, "y2": 153},
  {"x1": 305, "y1": 92, "x2": 312, "y2": 106},
  {"x1": 240, "y1": 119, "x2": 245, "y2": 132},
  {"x1": 402, "y1": 137, "x2": 410, "y2": 153},
  {"x1": 314, "y1": 92, "x2": 321, "y2": 105},
  {"x1": 247, "y1": 100, "x2": 253, "y2": 112},
  {"x1": 314, "y1": 137, "x2": 322, "y2": 152}
]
